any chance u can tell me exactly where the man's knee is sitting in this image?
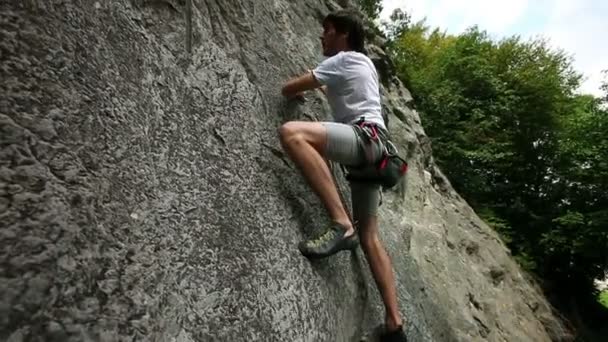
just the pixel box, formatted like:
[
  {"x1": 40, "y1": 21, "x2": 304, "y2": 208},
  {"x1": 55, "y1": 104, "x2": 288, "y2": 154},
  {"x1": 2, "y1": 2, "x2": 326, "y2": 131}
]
[
  {"x1": 279, "y1": 121, "x2": 301, "y2": 145},
  {"x1": 279, "y1": 121, "x2": 326, "y2": 151},
  {"x1": 360, "y1": 231, "x2": 380, "y2": 250},
  {"x1": 358, "y1": 217, "x2": 380, "y2": 249}
]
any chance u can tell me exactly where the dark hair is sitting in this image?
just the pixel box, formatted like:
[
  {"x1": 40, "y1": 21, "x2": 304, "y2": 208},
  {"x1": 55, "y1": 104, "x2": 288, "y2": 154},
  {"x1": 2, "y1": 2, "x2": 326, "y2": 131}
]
[{"x1": 323, "y1": 10, "x2": 366, "y2": 53}]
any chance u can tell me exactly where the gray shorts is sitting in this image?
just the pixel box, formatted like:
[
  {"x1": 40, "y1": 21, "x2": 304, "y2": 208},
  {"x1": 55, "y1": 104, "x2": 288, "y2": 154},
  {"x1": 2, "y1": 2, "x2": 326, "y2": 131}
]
[{"x1": 322, "y1": 122, "x2": 384, "y2": 220}]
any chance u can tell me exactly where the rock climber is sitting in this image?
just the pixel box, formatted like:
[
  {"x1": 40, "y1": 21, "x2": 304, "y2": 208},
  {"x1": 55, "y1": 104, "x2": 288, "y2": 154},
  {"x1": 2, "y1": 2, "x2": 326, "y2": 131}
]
[{"x1": 278, "y1": 9, "x2": 408, "y2": 342}]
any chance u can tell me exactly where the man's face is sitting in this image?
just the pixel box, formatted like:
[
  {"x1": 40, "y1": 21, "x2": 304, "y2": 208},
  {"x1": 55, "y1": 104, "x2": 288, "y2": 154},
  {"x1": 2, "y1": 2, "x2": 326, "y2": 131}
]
[{"x1": 320, "y1": 22, "x2": 345, "y2": 56}]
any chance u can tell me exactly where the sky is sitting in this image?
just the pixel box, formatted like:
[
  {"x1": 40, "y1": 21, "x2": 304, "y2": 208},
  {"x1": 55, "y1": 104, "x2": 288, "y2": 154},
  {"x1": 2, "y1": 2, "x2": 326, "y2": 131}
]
[{"x1": 380, "y1": 0, "x2": 608, "y2": 96}]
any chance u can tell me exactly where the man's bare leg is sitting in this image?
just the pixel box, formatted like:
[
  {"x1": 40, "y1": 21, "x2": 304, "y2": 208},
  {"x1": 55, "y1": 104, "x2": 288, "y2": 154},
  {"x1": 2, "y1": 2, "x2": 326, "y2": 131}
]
[
  {"x1": 279, "y1": 121, "x2": 354, "y2": 235},
  {"x1": 359, "y1": 215, "x2": 403, "y2": 331}
]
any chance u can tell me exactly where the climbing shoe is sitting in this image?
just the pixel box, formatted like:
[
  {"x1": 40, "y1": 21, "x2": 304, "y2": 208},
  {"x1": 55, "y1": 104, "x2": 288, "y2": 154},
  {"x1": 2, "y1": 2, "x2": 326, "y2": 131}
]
[
  {"x1": 379, "y1": 325, "x2": 408, "y2": 342},
  {"x1": 298, "y1": 222, "x2": 358, "y2": 259}
]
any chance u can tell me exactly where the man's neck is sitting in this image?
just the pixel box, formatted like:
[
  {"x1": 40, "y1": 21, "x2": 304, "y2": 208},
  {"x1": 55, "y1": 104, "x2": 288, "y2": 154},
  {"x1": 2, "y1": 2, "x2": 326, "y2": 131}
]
[
  {"x1": 335, "y1": 41, "x2": 352, "y2": 53},
  {"x1": 337, "y1": 47, "x2": 352, "y2": 53}
]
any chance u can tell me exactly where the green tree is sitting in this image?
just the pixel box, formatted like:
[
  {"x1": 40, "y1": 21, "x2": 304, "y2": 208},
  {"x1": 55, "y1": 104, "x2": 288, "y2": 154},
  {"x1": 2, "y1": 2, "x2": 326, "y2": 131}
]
[
  {"x1": 549, "y1": 94, "x2": 608, "y2": 290},
  {"x1": 386, "y1": 14, "x2": 607, "y2": 294},
  {"x1": 358, "y1": 0, "x2": 383, "y2": 20},
  {"x1": 382, "y1": 8, "x2": 411, "y2": 41},
  {"x1": 601, "y1": 70, "x2": 608, "y2": 103}
]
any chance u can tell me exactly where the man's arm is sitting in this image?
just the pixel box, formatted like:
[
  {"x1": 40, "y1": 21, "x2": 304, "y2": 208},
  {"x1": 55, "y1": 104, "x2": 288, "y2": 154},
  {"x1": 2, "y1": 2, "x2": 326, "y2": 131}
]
[{"x1": 281, "y1": 70, "x2": 322, "y2": 98}]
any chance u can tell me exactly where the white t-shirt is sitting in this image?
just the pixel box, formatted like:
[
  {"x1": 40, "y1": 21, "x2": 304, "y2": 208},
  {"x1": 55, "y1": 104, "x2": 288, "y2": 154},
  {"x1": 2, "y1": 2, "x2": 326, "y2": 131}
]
[{"x1": 312, "y1": 51, "x2": 385, "y2": 130}]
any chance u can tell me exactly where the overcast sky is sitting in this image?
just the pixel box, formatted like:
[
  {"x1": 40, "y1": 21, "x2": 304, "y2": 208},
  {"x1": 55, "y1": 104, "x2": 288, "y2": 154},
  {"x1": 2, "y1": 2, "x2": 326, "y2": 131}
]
[{"x1": 380, "y1": 0, "x2": 607, "y2": 96}]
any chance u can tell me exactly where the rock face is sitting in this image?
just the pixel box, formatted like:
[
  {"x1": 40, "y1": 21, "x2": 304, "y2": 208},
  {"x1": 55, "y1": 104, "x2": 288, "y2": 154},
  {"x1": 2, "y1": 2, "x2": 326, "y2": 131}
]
[{"x1": 0, "y1": 1, "x2": 570, "y2": 341}]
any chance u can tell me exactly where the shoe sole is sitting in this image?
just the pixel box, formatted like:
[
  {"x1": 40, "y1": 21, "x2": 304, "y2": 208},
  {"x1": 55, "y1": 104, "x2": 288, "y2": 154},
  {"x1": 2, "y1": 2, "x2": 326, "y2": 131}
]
[{"x1": 299, "y1": 235, "x2": 359, "y2": 259}]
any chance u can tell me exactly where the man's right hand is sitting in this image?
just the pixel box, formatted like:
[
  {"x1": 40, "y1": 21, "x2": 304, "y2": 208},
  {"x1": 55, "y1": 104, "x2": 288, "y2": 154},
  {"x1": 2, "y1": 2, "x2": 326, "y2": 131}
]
[
  {"x1": 281, "y1": 70, "x2": 322, "y2": 98},
  {"x1": 293, "y1": 91, "x2": 306, "y2": 101}
]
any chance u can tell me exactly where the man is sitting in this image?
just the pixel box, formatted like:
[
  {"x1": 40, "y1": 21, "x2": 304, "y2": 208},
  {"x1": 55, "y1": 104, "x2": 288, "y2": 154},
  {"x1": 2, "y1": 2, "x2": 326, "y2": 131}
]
[{"x1": 279, "y1": 10, "x2": 408, "y2": 342}]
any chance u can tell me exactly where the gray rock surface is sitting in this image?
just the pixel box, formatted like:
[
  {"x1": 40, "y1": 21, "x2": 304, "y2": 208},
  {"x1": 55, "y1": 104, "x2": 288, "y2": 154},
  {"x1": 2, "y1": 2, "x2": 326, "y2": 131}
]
[{"x1": 0, "y1": 0, "x2": 571, "y2": 341}]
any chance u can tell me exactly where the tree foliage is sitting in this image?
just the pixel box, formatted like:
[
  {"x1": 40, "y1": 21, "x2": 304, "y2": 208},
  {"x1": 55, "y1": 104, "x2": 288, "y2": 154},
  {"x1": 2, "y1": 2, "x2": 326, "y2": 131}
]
[
  {"x1": 381, "y1": 8, "x2": 411, "y2": 41},
  {"x1": 357, "y1": 0, "x2": 383, "y2": 20},
  {"x1": 385, "y1": 14, "x2": 608, "y2": 296}
]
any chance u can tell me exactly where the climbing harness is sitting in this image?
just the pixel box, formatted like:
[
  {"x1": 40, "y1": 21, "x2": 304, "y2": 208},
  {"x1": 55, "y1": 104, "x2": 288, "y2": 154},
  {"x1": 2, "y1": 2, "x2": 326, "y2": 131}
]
[{"x1": 345, "y1": 117, "x2": 408, "y2": 189}]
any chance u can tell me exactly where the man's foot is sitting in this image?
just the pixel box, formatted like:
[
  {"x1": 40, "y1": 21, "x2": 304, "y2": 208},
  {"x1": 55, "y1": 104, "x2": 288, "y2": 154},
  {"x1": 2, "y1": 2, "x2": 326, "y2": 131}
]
[
  {"x1": 298, "y1": 222, "x2": 358, "y2": 259},
  {"x1": 379, "y1": 325, "x2": 408, "y2": 342}
]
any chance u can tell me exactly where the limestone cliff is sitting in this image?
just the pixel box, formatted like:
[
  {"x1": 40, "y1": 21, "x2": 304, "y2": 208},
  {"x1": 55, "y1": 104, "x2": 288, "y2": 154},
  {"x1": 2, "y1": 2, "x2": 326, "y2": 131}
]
[{"x1": 1, "y1": 0, "x2": 570, "y2": 341}]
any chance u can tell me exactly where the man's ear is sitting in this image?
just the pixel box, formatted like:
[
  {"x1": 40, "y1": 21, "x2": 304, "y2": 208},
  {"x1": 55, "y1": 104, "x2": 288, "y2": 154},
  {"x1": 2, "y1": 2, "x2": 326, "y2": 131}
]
[{"x1": 338, "y1": 31, "x2": 349, "y2": 44}]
